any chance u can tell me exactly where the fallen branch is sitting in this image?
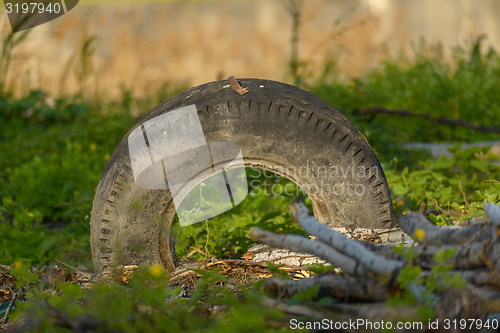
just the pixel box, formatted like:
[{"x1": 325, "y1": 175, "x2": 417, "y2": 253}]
[
  {"x1": 248, "y1": 227, "x2": 368, "y2": 276},
  {"x1": 357, "y1": 106, "x2": 500, "y2": 134},
  {"x1": 288, "y1": 198, "x2": 404, "y2": 276},
  {"x1": 0, "y1": 293, "x2": 16, "y2": 325},
  {"x1": 253, "y1": 199, "x2": 500, "y2": 325},
  {"x1": 479, "y1": 237, "x2": 500, "y2": 287},
  {"x1": 263, "y1": 274, "x2": 391, "y2": 301},
  {"x1": 398, "y1": 211, "x2": 481, "y2": 245},
  {"x1": 262, "y1": 296, "x2": 424, "y2": 326},
  {"x1": 485, "y1": 202, "x2": 500, "y2": 227}
]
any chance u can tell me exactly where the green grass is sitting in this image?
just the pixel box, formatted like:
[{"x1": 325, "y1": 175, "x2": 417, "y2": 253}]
[{"x1": 311, "y1": 39, "x2": 500, "y2": 165}]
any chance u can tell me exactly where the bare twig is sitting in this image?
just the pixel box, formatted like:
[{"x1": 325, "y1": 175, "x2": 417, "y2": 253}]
[
  {"x1": 204, "y1": 219, "x2": 210, "y2": 262},
  {"x1": 188, "y1": 246, "x2": 207, "y2": 257},
  {"x1": 357, "y1": 106, "x2": 500, "y2": 134},
  {"x1": 55, "y1": 259, "x2": 92, "y2": 280},
  {"x1": 419, "y1": 203, "x2": 426, "y2": 214},
  {"x1": 305, "y1": 16, "x2": 374, "y2": 65},
  {"x1": 430, "y1": 200, "x2": 460, "y2": 220},
  {"x1": 0, "y1": 293, "x2": 17, "y2": 325},
  {"x1": 365, "y1": 241, "x2": 485, "y2": 270},
  {"x1": 283, "y1": 0, "x2": 303, "y2": 85},
  {"x1": 458, "y1": 180, "x2": 469, "y2": 212}
]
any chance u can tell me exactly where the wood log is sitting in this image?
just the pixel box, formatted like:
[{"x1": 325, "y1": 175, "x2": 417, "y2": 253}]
[
  {"x1": 420, "y1": 269, "x2": 495, "y2": 286},
  {"x1": 484, "y1": 203, "x2": 500, "y2": 226},
  {"x1": 434, "y1": 288, "x2": 485, "y2": 328},
  {"x1": 414, "y1": 242, "x2": 485, "y2": 269},
  {"x1": 263, "y1": 274, "x2": 392, "y2": 301},
  {"x1": 479, "y1": 237, "x2": 500, "y2": 287},
  {"x1": 254, "y1": 198, "x2": 500, "y2": 324},
  {"x1": 399, "y1": 211, "x2": 480, "y2": 245},
  {"x1": 288, "y1": 199, "x2": 404, "y2": 276},
  {"x1": 365, "y1": 242, "x2": 485, "y2": 270},
  {"x1": 261, "y1": 296, "x2": 422, "y2": 328},
  {"x1": 484, "y1": 203, "x2": 500, "y2": 240},
  {"x1": 466, "y1": 284, "x2": 500, "y2": 311},
  {"x1": 248, "y1": 227, "x2": 369, "y2": 276},
  {"x1": 263, "y1": 290, "x2": 487, "y2": 331}
]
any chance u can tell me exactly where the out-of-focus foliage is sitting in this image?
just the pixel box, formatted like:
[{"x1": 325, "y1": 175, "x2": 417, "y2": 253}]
[
  {"x1": 311, "y1": 38, "x2": 500, "y2": 165},
  {"x1": 10, "y1": 265, "x2": 287, "y2": 333}
]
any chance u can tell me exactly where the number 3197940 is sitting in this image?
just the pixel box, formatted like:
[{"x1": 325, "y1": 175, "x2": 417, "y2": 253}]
[{"x1": 5, "y1": 2, "x2": 62, "y2": 14}]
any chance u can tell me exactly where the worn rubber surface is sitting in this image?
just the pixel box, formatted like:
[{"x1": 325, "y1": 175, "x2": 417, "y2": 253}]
[{"x1": 90, "y1": 78, "x2": 394, "y2": 273}]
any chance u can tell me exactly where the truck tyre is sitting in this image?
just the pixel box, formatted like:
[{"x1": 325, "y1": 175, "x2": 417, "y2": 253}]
[{"x1": 90, "y1": 78, "x2": 394, "y2": 273}]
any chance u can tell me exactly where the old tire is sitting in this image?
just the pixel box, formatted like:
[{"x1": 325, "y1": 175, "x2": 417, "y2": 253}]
[{"x1": 90, "y1": 78, "x2": 394, "y2": 273}]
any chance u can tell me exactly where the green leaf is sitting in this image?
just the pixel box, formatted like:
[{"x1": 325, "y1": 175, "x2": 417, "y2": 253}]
[
  {"x1": 391, "y1": 183, "x2": 409, "y2": 196},
  {"x1": 417, "y1": 306, "x2": 436, "y2": 322},
  {"x1": 470, "y1": 159, "x2": 490, "y2": 173},
  {"x1": 401, "y1": 166, "x2": 409, "y2": 184},
  {"x1": 433, "y1": 248, "x2": 456, "y2": 264},
  {"x1": 315, "y1": 297, "x2": 338, "y2": 306},
  {"x1": 37, "y1": 235, "x2": 61, "y2": 260},
  {"x1": 257, "y1": 211, "x2": 283, "y2": 224},
  {"x1": 432, "y1": 157, "x2": 456, "y2": 170},
  {"x1": 397, "y1": 266, "x2": 422, "y2": 288},
  {"x1": 306, "y1": 263, "x2": 335, "y2": 275},
  {"x1": 428, "y1": 213, "x2": 437, "y2": 223},
  {"x1": 0, "y1": 300, "x2": 16, "y2": 315},
  {"x1": 288, "y1": 283, "x2": 321, "y2": 304}
]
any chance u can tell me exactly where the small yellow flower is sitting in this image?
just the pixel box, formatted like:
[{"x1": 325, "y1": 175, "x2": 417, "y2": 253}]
[
  {"x1": 149, "y1": 264, "x2": 164, "y2": 277},
  {"x1": 104, "y1": 153, "x2": 110, "y2": 160},
  {"x1": 415, "y1": 228, "x2": 425, "y2": 241},
  {"x1": 90, "y1": 143, "x2": 97, "y2": 150},
  {"x1": 14, "y1": 260, "x2": 23, "y2": 270},
  {"x1": 27, "y1": 212, "x2": 34, "y2": 218}
]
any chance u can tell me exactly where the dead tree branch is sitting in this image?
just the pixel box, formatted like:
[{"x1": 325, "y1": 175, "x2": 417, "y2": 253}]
[
  {"x1": 357, "y1": 106, "x2": 500, "y2": 134},
  {"x1": 398, "y1": 211, "x2": 481, "y2": 245},
  {"x1": 288, "y1": 198, "x2": 404, "y2": 276},
  {"x1": 252, "y1": 199, "x2": 500, "y2": 324},
  {"x1": 248, "y1": 227, "x2": 368, "y2": 276}
]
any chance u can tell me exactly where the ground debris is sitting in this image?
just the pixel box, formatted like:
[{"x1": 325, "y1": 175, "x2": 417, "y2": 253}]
[
  {"x1": 0, "y1": 265, "x2": 17, "y2": 304},
  {"x1": 248, "y1": 199, "x2": 500, "y2": 331},
  {"x1": 167, "y1": 258, "x2": 306, "y2": 297}
]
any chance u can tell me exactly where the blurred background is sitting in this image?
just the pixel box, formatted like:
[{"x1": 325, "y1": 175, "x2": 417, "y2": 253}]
[{"x1": 2, "y1": 0, "x2": 500, "y2": 98}]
